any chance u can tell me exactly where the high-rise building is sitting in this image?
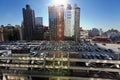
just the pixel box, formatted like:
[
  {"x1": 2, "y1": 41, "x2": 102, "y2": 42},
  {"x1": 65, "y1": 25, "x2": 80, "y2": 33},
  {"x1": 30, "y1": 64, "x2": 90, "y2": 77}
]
[
  {"x1": 48, "y1": 6, "x2": 56, "y2": 40},
  {"x1": 33, "y1": 17, "x2": 44, "y2": 40},
  {"x1": 74, "y1": 4, "x2": 80, "y2": 41},
  {"x1": 56, "y1": 5, "x2": 64, "y2": 41},
  {"x1": 35, "y1": 17, "x2": 43, "y2": 26},
  {"x1": 0, "y1": 26, "x2": 4, "y2": 41},
  {"x1": 64, "y1": 4, "x2": 80, "y2": 41},
  {"x1": 22, "y1": 4, "x2": 35, "y2": 40},
  {"x1": 64, "y1": 4, "x2": 74, "y2": 40},
  {"x1": 49, "y1": 4, "x2": 80, "y2": 41},
  {"x1": 48, "y1": 5, "x2": 64, "y2": 41}
]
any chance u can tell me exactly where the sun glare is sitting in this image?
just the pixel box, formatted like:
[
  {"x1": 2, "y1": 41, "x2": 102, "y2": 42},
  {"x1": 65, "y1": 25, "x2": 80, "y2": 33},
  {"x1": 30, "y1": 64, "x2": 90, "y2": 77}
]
[{"x1": 52, "y1": 0, "x2": 67, "y2": 5}]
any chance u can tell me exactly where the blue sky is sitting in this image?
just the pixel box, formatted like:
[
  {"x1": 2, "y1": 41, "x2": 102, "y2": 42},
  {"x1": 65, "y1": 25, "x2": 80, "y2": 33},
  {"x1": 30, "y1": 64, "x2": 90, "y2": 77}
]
[{"x1": 0, "y1": 0, "x2": 120, "y2": 31}]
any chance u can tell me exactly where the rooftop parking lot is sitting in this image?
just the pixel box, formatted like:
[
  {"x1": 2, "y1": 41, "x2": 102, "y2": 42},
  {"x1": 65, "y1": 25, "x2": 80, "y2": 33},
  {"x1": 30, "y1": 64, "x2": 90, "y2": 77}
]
[
  {"x1": 0, "y1": 41, "x2": 120, "y2": 79},
  {"x1": 0, "y1": 41, "x2": 119, "y2": 60}
]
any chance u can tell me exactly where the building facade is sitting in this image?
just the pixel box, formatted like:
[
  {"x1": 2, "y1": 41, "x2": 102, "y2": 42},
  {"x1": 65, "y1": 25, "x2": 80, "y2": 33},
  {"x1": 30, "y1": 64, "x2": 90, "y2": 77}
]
[
  {"x1": 79, "y1": 27, "x2": 88, "y2": 40},
  {"x1": 48, "y1": 5, "x2": 64, "y2": 41},
  {"x1": 99, "y1": 28, "x2": 103, "y2": 36},
  {"x1": 74, "y1": 4, "x2": 80, "y2": 41},
  {"x1": 88, "y1": 28, "x2": 100, "y2": 38},
  {"x1": 33, "y1": 17, "x2": 44, "y2": 40},
  {"x1": 22, "y1": 4, "x2": 35, "y2": 40},
  {"x1": 35, "y1": 17, "x2": 43, "y2": 26},
  {"x1": 64, "y1": 4, "x2": 74, "y2": 40},
  {"x1": 56, "y1": 5, "x2": 64, "y2": 41},
  {"x1": 0, "y1": 24, "x2": 20, "y2": 41},
  {"x1": 64, "y1": 4, "x2": 80, "y2": 41},
  {"x1": 49, "y1": 4, "x2": 80, "y2": 41},
  {"x1": 0, "y1": 27, "x2": 4, "y2": 41},
  {"x1": 48, "y1": 6, "x2": 56, "y2": 40}
]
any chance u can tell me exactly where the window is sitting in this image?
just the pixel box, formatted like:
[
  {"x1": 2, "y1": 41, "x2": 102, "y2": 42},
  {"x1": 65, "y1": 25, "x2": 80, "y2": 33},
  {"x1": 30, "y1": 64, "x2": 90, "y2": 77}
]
[{"x1": 59, "y1": 28, "x2": 62, "y2": 32}]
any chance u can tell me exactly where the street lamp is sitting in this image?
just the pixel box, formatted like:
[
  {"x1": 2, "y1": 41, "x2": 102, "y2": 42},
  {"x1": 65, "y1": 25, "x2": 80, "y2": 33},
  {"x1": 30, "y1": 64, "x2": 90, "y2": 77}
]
[
  {"x1": 118, "y1": 48, "x2": 120, "y2": 60},
  {"x1": 118, "y1": 48, "x2": 120, "y2": 80}
]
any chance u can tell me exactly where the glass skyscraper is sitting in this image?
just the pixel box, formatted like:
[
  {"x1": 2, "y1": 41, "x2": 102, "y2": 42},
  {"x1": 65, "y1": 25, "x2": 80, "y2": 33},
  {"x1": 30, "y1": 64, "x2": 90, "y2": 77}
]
[
  {"x1": 22, "y1": 4, "x2": 35, "y2": 40},
  {"x1": 64, "y1": 4, "x2": 80, "y2": 41},
  {"x1": 48, "y1": 5, "x2": 64, "y2": 41},
  {"x1": 64, "y1": 4, "x2": 74, "y2": 40}
]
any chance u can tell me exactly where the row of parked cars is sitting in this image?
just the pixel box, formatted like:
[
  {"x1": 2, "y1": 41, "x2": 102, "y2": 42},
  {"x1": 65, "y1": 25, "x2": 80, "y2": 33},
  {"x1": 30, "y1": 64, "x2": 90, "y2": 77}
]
[
  {"x1": 0, "y1": 41, "x2": 117, "y2": 60},
  {"x1": 81, "y1": 53, "x2": 115, "y2": 60},
  {"x1": 0, "y1": 41, "x2": 115, "y2": 53}
]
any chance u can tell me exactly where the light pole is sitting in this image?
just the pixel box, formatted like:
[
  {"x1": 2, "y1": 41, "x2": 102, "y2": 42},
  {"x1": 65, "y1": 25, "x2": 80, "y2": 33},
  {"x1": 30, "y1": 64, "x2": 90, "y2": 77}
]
[
  {"x1": 118, "y1": 48, "x2": 120, "y2": 60},
  {"x1": 118, "y1": 48, "x2": 120, "y2": 80}
]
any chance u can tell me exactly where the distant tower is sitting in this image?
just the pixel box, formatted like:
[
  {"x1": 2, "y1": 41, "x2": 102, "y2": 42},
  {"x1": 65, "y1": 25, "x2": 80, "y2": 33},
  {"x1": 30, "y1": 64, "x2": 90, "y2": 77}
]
[
  {"x1": 74, "y1": 4, "x2": 80, "y2": 41},
  {"x1": 48, "y1": 5, "x2": 64, "y2": 41},
  {"x1": 22, "y1": 4, "x2": 35, "y2": 40},
  {"x1": 99, "y1": 28, "x2": 103, "y2": 36}
]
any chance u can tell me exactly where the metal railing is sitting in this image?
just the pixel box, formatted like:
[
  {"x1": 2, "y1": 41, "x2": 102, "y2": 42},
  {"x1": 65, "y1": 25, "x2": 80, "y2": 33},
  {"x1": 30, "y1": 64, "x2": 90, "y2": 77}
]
[{"x1": 0, "y1": 56, "x2": 120, "y2": 80}]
